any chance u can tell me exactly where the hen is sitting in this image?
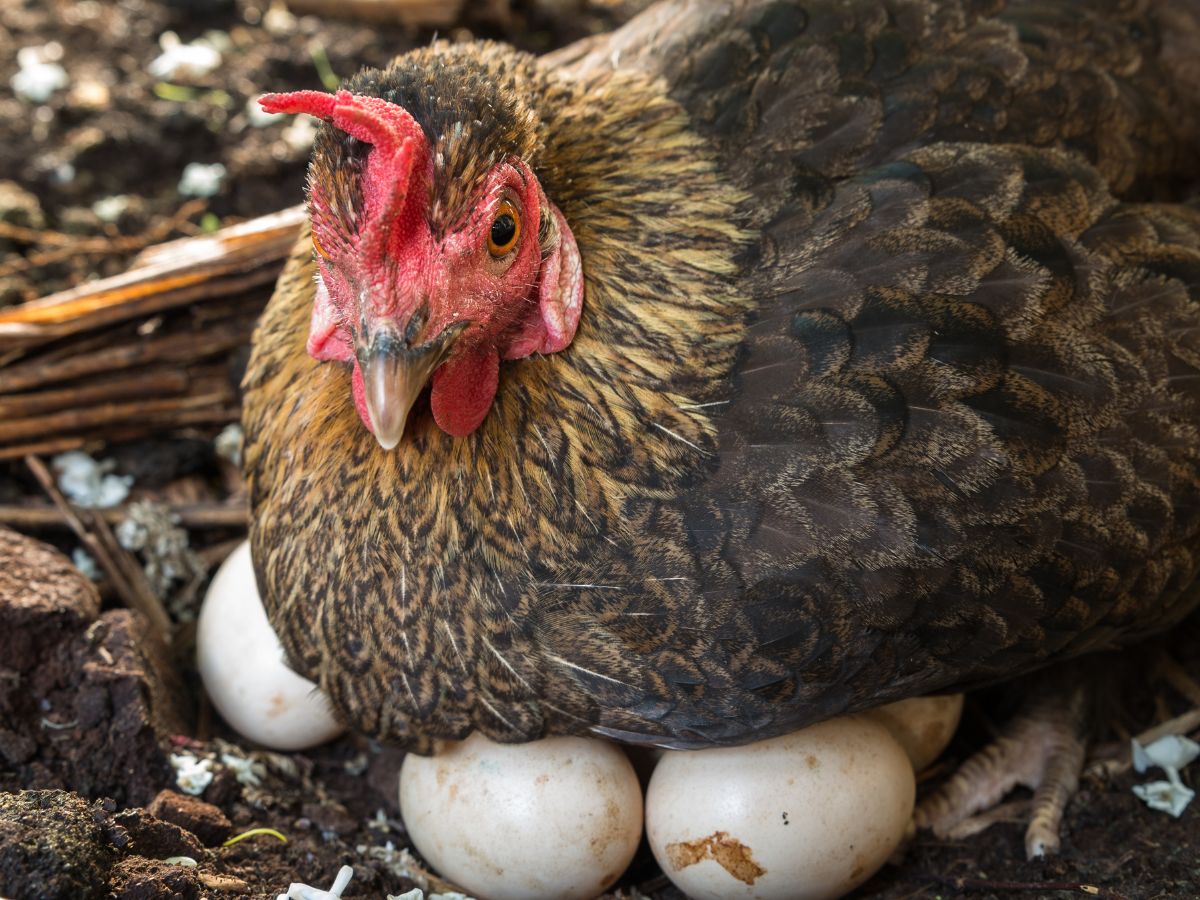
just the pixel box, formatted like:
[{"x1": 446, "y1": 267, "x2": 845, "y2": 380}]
[{"x1": 243, "y1": 0, "x2": 1200, "y2": 847}]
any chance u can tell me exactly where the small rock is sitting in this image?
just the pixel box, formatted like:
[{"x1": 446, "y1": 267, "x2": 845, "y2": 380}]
[{"x1": 147, "y1": 790, "x2": 232, "y2": 846}]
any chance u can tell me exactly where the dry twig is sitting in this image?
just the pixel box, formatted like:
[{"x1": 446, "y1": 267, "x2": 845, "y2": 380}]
[
  {"x1": 23, "y1": 454, "x2": 173, "y2": 639},
  {"x1": 917, "y1": 872, "x2": 1126, "y2": 898},
  {"x1": 0, "y1": 501, "x2": 247, "y2": 530}
]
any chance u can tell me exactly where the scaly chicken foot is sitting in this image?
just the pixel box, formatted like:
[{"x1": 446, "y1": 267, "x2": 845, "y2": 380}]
[{"x1": 915, "y1": 679, "x2": 1090, "y2": 859}]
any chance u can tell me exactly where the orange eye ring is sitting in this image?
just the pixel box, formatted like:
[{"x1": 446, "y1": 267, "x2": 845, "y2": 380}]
[
  {"x1": 312, "y1": 231, "x2": 330, "y2": 259},
  {"x1": 487, "y1": 200, "x2": 521, "y2": 257}
]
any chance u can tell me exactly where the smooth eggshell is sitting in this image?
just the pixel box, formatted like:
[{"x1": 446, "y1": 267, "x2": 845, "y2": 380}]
[
  {"x1": 400, "y1": 732, "x2": 642, "y2": 900},
  {"x1": 646, "y1": 715, "x2": 914, "y2": 900},
  {"x1": 866, "y1": 694, "x2": 964, "y2": 772},
  {"x1": 197, "y1": 541, "x2": 344, "y2": 750}
]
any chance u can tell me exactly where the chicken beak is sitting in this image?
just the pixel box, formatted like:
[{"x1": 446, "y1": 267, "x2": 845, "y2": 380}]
[{"x1": 356, "y1": 321, "x2": 461, "y2": 450}]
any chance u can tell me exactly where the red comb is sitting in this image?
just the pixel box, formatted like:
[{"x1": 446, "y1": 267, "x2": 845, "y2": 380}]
[{"x1": 260, "y1": 90, "x2": 428, "y2": 272}]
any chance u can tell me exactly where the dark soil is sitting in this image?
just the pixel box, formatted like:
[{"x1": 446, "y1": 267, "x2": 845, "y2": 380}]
[{"x1": 1, "y1": 2, "x2": 1199, "y2": 899}]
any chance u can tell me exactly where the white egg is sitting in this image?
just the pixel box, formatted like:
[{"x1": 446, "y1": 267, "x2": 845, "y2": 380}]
[
  {"x1": 646, "y1": 716, "x2": 914, "y2": 900},
  {"x1": 196, "y1": 541, "x2": 344, "y2": 750},
  {"x1": 866, "y1": 693, "x2": 964, "y2": 772},
  {"x1": 399, "y1": 732, "x2": 643, "y2": 900}
]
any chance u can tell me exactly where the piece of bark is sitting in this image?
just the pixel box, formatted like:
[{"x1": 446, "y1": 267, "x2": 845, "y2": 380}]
[{"x1": 0, "y1": 206, "x2": 303, "y2": 352}]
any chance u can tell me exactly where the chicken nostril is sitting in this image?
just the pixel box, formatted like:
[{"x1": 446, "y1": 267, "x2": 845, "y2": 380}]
[{"x1": 403, "y1": 306, "x2": 429, "y2": 345}]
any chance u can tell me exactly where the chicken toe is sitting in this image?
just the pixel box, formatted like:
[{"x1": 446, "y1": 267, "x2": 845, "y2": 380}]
[{"x1": 915, "y1": 677, "x2": 1091, "y2": 860}]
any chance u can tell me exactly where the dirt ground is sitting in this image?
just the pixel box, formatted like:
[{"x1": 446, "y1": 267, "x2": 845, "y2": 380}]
[{"x1": 1, "y1": 1, "x2": 1199, "y2": 898}]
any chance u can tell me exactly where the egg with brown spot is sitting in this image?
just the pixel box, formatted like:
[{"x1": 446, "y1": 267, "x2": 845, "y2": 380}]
[
  {"x1": 646, "y1": 715, "x2": 914, "y2": 900},
  {"x1": 399, "y1": 732, "x2": 642, "y2": 900}
]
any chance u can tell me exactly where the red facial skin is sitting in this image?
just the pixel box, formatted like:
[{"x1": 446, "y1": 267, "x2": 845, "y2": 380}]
[{"x1": 261, "y1": 90, "x2": 583, "y2": 440}]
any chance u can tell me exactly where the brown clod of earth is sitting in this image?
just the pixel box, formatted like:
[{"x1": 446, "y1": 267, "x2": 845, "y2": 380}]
[
  {"x1": 0, "y1": 790, "x2": 120, "y2": 899},
  {"x1": 146, "y1": 790, "x2": 231, "y2": 847},
  {"x1": 112, "y1": 807, "x2": 202, "y2": 860},
  {"x1": 0, "y1": 525, "x2": 99, "y2": 672},
  {"x1": 665, "y1": 830, "x2": 767, "y2": 885}
]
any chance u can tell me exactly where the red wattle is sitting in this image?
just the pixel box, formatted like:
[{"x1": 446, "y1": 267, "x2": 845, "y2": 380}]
[{"x1": 430, "y1": 346, "x2": 500, "y2": 437}]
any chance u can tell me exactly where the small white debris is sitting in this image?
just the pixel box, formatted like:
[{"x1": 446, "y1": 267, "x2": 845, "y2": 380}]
[
  {"x1": 170, "y1": 752, "x2": 214, "y2": 796},
  {"x1": 215, "y1": 423, "x2": 244, "y2": 467},
  {"x1": 277, "y1": 864, "x2": 354, "y2": 900},
  {"x1": 116, "y1": 500, "x2": 205, "y2": 601},
  {"x1": 1131, "y1": 734, "x2": 1200, "y2": 818},
  {"x1": 148, "y1": 31, "x2": 222, "y2": 81},
  {"x1": 1133, "y1": 779, "x2": 1195, "y2": 818},
  {"x1": 1133, "y1": 734, "x2": 1200, "y2": 774},
  {"x1": 178, "y1": 162, "x2": 226, "y2": 198},
  {"x1": 52, "y1": 451, "x2": 133, "y2": 509},
  {"x1": 12, "y1": 45, "x2": 69, "y2": 104},
  {"x1": 72, "y1": 548, "x2": 100, "y2": 581},
  {"x1": 246, "y1": 94, "x2": 280, "y2": 128},
  {"x1": 387, "y1": 891, "x2": 471, "y2": 900},
  {"x1": 91, "y1": 194, "x2": 130, "y2": 223},
  {"x1": 164, "y1": 856, "x2": 198, "y2": 867},
  {"x1": 220, "y1": 751, "x2": 266, "y2": 787},
  {"x1": 52, "y1": 163, "x2": 75, "y2": 185}
]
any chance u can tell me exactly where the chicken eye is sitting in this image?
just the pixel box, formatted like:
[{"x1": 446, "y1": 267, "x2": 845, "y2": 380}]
[{"x1": 487, "y1": 201, "x2": 521, "y2": 257}]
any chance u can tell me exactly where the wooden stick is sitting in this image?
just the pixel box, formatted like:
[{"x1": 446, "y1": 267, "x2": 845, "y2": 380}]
[
  {"x1": 24, "y1": 455, "x2": 173, "y2": 640},
  {"x1": 0, "y1": 205, "x2": 303, "y2": 350},
  {"x1": 0, "y1": 369, "x2": 192, "y2": 419},
  {"x1": 0, "y1": 436, "x2": 87, "y2": 462},
  {"x1": 0, "y1": 502, "x2": 248, "y2": 530},
  {"x1": 1086, "y1": 707, "x2": 1200, "y2": 778},
  {"x1": 0, "y1": 319, "x2": 253, "y2": 393},
  {"x1": 0, "y1": 390, "x2": 234, "y2": 445}
]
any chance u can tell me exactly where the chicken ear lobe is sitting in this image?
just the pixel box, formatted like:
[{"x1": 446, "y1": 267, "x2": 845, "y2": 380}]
[{"x1": 502, "y1": 200, "x2": 583, "y2": 359}]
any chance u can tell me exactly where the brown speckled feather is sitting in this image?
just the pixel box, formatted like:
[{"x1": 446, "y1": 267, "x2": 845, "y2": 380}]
[{"x1": 244, "y1": 0, "x2": 1200, "y2": 749}]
